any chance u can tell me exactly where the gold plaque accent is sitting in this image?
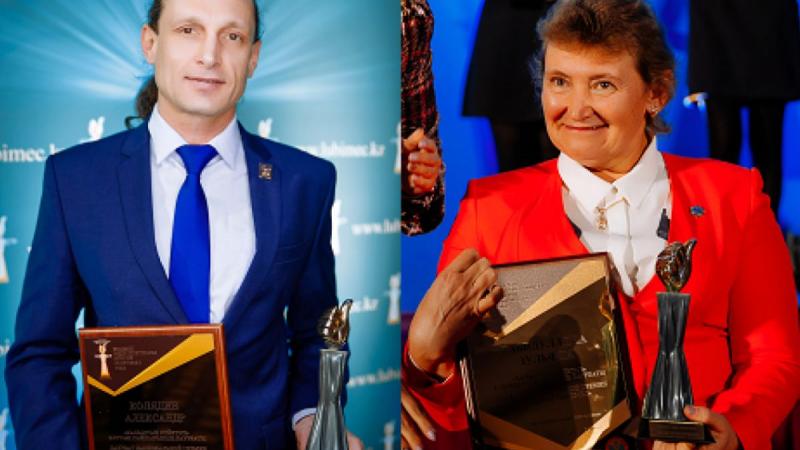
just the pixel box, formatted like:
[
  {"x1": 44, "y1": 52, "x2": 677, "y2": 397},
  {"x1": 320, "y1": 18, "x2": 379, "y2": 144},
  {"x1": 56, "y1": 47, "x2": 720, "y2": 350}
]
[
  {"x1": 485, "y1": 258, "x2": 606, "y2": 341},
  {"x1": 87, "y1": 333, "x2": 214, "y2": 397}
]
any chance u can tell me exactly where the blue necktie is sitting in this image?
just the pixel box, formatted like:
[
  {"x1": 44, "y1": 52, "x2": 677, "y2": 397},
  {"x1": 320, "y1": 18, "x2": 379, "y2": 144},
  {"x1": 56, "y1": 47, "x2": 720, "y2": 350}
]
[{"x1": 170, "y1": 144, "x2": 217, "y2": 323}]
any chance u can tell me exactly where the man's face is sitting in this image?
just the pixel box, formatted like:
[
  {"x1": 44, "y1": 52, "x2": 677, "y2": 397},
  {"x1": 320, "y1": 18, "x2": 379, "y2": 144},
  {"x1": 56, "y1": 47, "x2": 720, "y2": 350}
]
[{"x1": 142, "y1": 0, "x2": 261, "y2": 123}]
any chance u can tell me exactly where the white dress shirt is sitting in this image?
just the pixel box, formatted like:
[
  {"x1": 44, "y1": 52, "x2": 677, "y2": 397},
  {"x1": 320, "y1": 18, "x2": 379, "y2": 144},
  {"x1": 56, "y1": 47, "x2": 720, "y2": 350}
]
[
  {"x1": 148, "y1": 105, "x2": 314, "y2": 427},
  {"x1": 149, "y1": 104, "x2": 256, "y2": 323},
  {"x1": 558, "y1": 139, "x2": 671, "y2": 296}
]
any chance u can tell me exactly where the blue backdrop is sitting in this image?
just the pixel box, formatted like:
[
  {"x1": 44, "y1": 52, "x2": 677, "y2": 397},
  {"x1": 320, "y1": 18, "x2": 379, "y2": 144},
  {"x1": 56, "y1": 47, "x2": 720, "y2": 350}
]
[
  {"x1": 0, "y1": 1, "x2": 400, "y2": 449},
  {"x1": 402, "y1": 0, "x2": 800, "y2": 313}
]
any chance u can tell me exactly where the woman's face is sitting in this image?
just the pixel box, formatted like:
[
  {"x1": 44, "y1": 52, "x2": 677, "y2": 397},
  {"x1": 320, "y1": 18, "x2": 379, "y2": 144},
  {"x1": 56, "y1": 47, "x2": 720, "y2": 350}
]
[{"x1": 541, "y1": 42, "x2": 661, "y2": 180}]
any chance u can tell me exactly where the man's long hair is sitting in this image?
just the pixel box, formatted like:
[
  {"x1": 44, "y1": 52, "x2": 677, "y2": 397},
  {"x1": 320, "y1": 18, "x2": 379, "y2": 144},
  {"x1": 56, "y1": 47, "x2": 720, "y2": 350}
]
[{"x1": 125, "y1": 0, "x2": 262, "y2": 128}]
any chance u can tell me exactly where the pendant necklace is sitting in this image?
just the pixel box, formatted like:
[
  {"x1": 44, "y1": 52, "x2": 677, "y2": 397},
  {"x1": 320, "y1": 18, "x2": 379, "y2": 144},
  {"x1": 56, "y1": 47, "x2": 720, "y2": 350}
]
[{"x1": 595, "y1": 197, "x2": 627, "y2": 231}]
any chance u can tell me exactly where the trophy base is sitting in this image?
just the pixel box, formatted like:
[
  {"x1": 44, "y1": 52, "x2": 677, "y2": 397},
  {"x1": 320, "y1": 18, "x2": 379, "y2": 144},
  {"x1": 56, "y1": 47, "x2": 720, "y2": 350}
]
[{"x1": 638, "y1": 419, "x2": 714, "y2": 444}]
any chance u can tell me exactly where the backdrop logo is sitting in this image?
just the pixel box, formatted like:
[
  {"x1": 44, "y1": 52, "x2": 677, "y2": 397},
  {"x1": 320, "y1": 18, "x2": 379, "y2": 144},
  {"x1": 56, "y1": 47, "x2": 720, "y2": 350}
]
[
  {"x1": 299, "y1": 141, "x2": 386, "y2": 159},
  {"x1": 2, "y1": 117, "x2": 105, "y2": 164},
  {"x1": 258, "y1": 118, "x2": 274, "y2": 139},
  {"x1": 0, "y1": 143, "x2": 60, "y2": 163},
  {"x1": 346, "y1": 367, "x2": 400, "y2": 388},
  {"x1": 86, "y1": 116, "x2": 105, "y2": 142},
  {"x1": 0, "y1": 216, "x2": 18, "y2": 284},
  {"x1": 386, "y1": 273, "x2": 400, "y2": 324},
  {"x1": 349, "y1": 296, "x2": 378, "y2": 314},
  {"x1": 331, "y1": 199, "x2": 347, "y2": 256},
  {"x1": 350, "y1": 218, "x2": 400, "y2": 236},
  {"x1": 0, "y1": 408, "x2": 8, "y2": 450},
  {"x1": 0, "y1": 339, "x2": 10, "y2": 358},
  {"x1": 383, "y1": 420, "x2": 396, "y2": 450}
]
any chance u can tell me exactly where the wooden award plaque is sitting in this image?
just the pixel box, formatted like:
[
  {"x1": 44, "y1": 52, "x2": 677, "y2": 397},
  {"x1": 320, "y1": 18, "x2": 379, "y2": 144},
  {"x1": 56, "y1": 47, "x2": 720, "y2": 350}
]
[{"x1": 78, "y1": 324, "x2": 234, "y2": 450}]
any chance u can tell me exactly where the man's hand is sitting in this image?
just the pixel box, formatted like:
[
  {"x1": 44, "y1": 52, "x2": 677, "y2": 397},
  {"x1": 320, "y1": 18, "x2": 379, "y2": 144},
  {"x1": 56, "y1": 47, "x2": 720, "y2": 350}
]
[
  {"x1": 653, "y1": 405, "x2": 739, "y2": 450},
  {"x1": 294, "y1": 414, "x2": 364, "y2": 450},
  {"x1": 407, "y1": 248, "x2": 503, "y2": 379},
  {"x1": 401, "y1": 384, "x2": 437, "y2": 450},
  {"x1": 403, "y1": 128, "x2": 441, "y2": 195}
]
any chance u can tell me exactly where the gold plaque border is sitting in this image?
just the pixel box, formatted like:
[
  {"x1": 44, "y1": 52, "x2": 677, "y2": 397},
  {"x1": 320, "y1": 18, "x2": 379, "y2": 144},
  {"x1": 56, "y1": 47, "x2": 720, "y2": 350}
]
[{"x1": 480, "y1": 401, "x2": 631, "y2": 450}]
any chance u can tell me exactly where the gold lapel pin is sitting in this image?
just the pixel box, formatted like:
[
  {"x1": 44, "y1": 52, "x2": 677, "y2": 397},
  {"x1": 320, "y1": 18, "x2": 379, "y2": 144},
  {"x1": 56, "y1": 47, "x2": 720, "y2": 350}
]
[{"x1": 259, "y1": 163, "x2": 273, "y2": 180}]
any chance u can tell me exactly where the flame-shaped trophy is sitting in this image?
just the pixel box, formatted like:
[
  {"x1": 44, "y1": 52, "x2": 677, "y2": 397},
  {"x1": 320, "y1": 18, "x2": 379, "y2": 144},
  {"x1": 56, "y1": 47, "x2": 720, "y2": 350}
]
[
  {"x1": 640, "y1": 239, "x2": 713, "y2": 443},
  {"x1": 306, "y1": 299, "x2": 353, "y2": 450}
]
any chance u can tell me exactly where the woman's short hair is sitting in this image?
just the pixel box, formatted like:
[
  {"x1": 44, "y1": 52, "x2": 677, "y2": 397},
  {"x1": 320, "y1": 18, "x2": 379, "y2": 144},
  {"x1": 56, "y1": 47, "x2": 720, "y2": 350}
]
[{"x1": 534, "y1": 0, "x2": 676, "y2": 134}]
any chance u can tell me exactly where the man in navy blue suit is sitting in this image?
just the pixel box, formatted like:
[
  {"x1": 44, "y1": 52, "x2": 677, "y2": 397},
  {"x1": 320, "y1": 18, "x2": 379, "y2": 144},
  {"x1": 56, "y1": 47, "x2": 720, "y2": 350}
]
[{"x1": 4, "y1": 0, "x2": 363, "y2": 449}]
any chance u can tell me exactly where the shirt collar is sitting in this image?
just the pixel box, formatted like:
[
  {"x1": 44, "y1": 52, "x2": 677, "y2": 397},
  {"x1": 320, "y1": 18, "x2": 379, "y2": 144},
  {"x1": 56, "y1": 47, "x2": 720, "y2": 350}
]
[
  {"x1": 557, "y1": 137, "x2": 664, "y2": 210},
  {"x1": 613, "y1": 138, "x2": 663, "y2": 209},
  {"x1": 148, "y1": 103, "x2": 243, "y2": 170}
]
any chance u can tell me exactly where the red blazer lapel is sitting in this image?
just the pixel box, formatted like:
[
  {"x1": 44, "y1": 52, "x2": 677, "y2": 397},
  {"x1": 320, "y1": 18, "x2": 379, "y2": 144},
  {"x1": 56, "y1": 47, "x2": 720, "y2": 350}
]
[
  {"x1": 660, "y1": 154, "x2": 718, "y2": 322},
  {"x1": 502, "y1": 163, "x2": 587, "y2": 263}
]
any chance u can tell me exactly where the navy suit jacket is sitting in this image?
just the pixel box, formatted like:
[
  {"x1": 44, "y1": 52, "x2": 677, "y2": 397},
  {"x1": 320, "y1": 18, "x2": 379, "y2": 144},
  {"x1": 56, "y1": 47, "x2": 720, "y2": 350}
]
[{"x1": 5, "y1": 121, "x2": 339, "y2": 450}]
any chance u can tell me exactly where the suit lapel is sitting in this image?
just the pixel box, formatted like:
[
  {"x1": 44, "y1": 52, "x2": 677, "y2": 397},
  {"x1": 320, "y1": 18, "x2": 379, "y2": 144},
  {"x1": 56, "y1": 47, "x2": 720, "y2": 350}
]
[
  {"x1": 663, "y1": 155, "x2": 705, "y2": 295},
  {"x1": 222, "y1": 126, "x2": 281, "y2": 328},
  {"x1": 664, "y1": 156, "x2": 694, "y2": 243},
  {"x1": 511, "y1": 167, "x2": 588, "y2": 263},
  {"x1": 118, "y1": 123, "x2": 188, "y2": 323}
]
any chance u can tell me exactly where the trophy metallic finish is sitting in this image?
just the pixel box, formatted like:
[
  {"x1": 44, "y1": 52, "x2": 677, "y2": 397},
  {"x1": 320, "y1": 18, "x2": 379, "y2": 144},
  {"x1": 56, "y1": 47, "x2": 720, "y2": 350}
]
[
  {"x1": 306, "y1": 299, "x2": 353, "y2": 450},
  {"x1": 640, "y1": 239, "x2": 713, "y2": 443}
]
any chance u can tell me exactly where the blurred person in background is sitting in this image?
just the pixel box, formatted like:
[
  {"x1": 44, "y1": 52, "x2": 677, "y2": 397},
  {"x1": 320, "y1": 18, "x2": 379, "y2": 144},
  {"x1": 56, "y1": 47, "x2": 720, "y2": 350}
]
[
  {"x1": 688, "y1": 0, "x2": 800, "y2": 217},
  {"x1": 689, "y1": 0, "x2": 800, "y2": 291},
  {"x1": 402, "y1": 0, "x2": 445, "y2": 236},
  {"x1": 463, "y1": 0, "x2": 558, "y2": 172}
]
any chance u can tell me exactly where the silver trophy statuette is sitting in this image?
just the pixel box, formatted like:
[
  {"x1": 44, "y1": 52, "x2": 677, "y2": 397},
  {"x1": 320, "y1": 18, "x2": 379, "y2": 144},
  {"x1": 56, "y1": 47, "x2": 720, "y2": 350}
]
[
  {"x1": 306, "y1": 299, "x2": 353, "y2": 450},
  {"x1": 654, "y1": 239, "x2": 696, "y2": 293},
  {"x1": 641, "y1": 239, "x2": 713, "y2": 444}
]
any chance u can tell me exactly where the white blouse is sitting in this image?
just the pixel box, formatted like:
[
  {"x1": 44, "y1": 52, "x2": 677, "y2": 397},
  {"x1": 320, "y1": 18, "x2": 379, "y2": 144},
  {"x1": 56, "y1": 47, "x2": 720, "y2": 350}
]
[{"x1": 557, "y1": 139, "x2": 671, "y2": 296}]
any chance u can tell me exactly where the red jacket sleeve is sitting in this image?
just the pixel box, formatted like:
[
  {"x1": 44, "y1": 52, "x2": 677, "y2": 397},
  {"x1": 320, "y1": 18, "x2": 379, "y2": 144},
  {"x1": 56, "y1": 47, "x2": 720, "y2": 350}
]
[
  {"x1": 402, "y1": 183, "x2": 483, "y2": 449},
  {"x1": 402, "y1": 343, "x2": 473, "y2": 449}
]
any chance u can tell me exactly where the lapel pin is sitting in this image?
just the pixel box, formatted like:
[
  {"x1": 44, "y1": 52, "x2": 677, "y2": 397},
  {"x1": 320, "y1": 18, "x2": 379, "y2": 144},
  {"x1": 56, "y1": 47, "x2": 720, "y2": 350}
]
[
  {"x1": 259, "y1": 163, "x2": 272, "y2": 180},
  {"x1": 657, "y1": 208, "x2": 670, "y2": 239},
  {"x1": 690, "y1": 205, "x2": 705, "y2": 217}
]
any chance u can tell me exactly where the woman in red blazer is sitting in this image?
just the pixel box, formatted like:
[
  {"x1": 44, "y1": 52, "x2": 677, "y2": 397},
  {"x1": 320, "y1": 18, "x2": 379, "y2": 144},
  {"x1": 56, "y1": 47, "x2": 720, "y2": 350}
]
[{"x1": 401, "y1": 1, "x2": 800, "y2": 450}]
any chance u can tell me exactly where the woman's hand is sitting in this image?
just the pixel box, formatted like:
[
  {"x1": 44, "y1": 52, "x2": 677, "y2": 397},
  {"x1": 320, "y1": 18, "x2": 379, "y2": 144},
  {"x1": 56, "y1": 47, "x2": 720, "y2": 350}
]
[
  {"x1": 403, "y1": 128, "x2": 441, "y2": 195},
  {"x1": 407, "y1": 248, "x2": 503, "y2": 379},
  {"x1": 653, "y1": 405, "x2": 739, "y2": 450},
  {"x1": 401, "y1": 384, "x2": 436, "y2": 450}
]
